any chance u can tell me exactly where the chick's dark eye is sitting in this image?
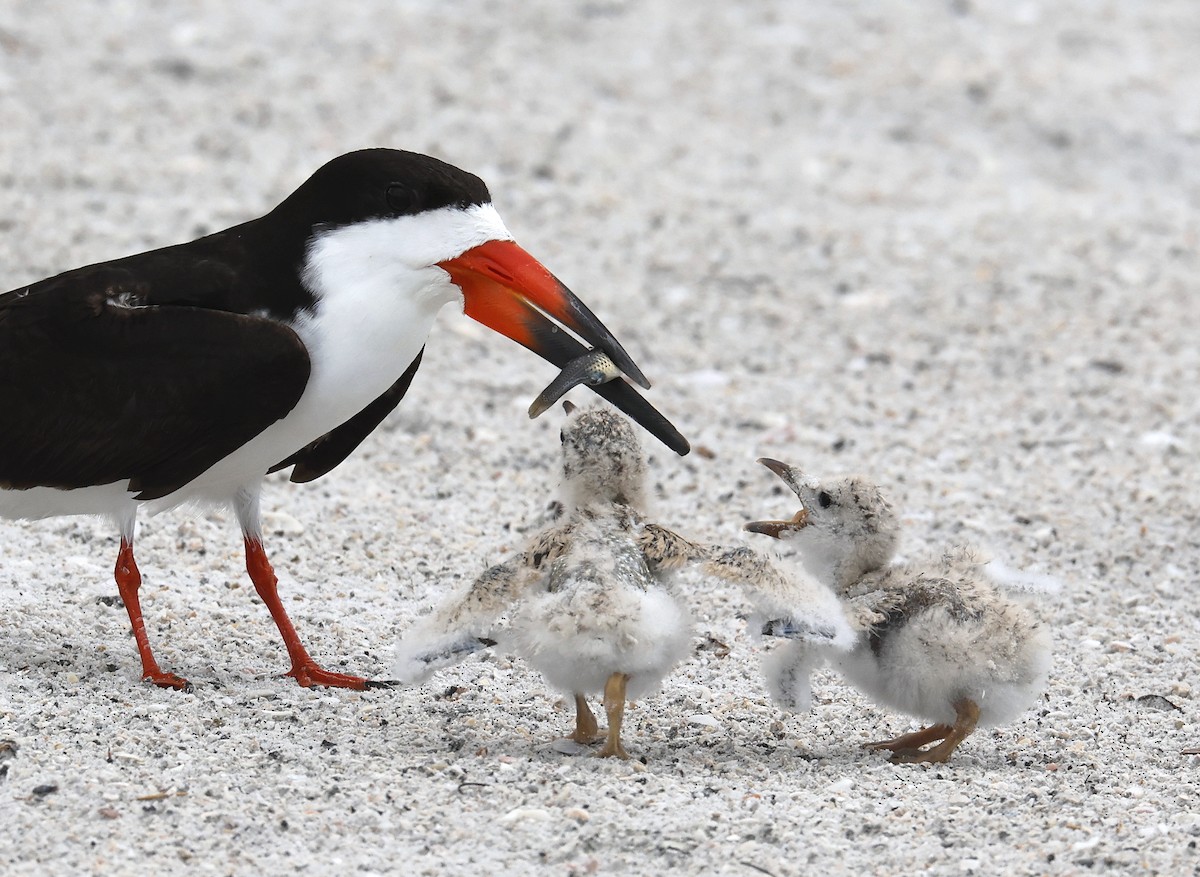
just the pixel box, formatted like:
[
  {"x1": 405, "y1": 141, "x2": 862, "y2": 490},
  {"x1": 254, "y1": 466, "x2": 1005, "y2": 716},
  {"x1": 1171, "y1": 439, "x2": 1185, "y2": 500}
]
[
  {"x1": 386, "y1": 184, "x2": 420, "y2": 214},
  {"x1": 817, "y1": 491, "x2": 833, "y2": 509},
  {"x1": 559, "y1": 430, "x2": 566, "y2": 444}
]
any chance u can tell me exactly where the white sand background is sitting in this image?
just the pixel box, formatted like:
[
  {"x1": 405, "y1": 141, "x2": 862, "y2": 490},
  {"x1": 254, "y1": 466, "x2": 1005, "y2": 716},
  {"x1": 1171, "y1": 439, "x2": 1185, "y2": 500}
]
[{"x1": 1, "y1": 2, "x2": 1198, "y2": 874}]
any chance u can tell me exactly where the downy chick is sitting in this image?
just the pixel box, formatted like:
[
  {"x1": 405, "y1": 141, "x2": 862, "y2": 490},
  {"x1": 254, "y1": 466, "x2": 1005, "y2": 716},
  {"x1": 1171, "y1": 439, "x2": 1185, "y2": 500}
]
[
  {"x1": 393, "y1": 403, "x2": 702, "y2": 759},
  {"x1": 740, "y1": 458, "x2": 1052, "y2": 764}
]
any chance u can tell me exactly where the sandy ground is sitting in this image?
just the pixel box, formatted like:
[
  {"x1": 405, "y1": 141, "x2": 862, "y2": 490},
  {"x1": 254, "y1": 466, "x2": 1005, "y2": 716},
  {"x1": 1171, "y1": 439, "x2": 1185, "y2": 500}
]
[{"x1": 1, "y1": 2, "x2": 1198, "y2": 874}]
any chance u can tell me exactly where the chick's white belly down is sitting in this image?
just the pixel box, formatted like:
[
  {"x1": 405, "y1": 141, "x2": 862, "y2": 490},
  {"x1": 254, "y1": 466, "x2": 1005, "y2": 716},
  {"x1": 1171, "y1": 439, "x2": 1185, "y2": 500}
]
[
  {"x1": 834, "y1": 606, "x2": 1053, "y2": 728},
  {"x1": 506, "y1": 579, "x2": 691, "y2": 700}
]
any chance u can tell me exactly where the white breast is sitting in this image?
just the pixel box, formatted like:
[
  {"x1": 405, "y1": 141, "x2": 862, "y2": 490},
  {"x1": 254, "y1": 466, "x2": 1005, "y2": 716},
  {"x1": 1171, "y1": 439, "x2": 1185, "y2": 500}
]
[
  {"x1": 166, "y1": 204, "x2": 516, "y2": 506},
  {"x1": 164, "y1": 220, "x2": 473, "y2": 505}
]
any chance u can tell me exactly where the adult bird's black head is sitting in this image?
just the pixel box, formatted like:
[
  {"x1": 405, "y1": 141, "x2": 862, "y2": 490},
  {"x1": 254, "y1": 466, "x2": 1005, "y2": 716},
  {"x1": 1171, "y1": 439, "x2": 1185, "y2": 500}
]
[
  {"x1": 0, "y1": 148, "x2": 688, "y2": 693},
  {"x1": 261, "y1": 149, "x2": 689, "y2": 456}
]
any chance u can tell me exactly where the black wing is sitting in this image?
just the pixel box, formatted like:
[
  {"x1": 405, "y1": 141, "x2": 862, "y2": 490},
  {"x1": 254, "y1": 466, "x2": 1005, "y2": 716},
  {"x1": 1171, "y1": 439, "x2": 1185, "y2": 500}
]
[
  {"x1": 270, "y1": 347, "x2": 424, "y2": 483},
  {"x1": 0, "y1": 265, "x2": 310, "y2": 500}
]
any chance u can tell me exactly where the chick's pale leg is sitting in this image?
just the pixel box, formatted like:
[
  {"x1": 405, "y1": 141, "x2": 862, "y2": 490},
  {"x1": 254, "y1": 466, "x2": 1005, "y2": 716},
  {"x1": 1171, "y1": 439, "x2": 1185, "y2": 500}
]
[
  {"x1": 889, "y1": 698, "x2": 981, "y2": 764},
  {"x1": 571, "y1": 694, "x2": 602, "y2": 743},
  {"x1": 597, "y1": 672, "x2": 631, "y2": 759},
  {"x1": 864, "y1": 724, "x2": 951, "y2": 753}
]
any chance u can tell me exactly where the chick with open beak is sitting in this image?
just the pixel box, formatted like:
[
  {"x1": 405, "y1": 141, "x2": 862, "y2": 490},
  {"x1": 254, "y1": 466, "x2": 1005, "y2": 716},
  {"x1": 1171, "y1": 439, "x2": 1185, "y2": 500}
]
[{"x1": 738, "y1": 457, "x2": 1052, "y2": 764}]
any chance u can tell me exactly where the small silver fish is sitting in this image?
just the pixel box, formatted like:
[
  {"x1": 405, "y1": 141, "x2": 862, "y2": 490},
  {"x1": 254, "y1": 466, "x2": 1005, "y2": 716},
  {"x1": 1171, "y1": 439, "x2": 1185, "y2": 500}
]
[{"x1": 528, "y1": 349, "x2": 622, "y2": 418}]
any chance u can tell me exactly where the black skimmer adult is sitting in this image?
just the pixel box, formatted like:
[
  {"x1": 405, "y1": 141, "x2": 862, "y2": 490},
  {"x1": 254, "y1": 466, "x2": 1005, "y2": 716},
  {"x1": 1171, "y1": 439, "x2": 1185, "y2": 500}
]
[{"x1": 0, "y1": 148, "x2": 689, "y2": 692}]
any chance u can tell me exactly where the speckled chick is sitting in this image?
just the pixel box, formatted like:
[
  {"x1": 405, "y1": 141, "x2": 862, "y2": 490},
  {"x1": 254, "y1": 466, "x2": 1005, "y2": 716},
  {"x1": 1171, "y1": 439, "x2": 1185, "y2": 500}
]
[
  {"x1": 741, "y1": 458, "x2": 1052, "y2": 764},
  {"x1": 393, "y1": 403, "x2": 703, "y2": 759}
]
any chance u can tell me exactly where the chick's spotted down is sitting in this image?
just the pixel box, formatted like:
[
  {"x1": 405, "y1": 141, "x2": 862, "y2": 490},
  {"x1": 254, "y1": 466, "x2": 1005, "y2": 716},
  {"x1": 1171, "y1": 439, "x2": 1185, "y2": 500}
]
[
  {"x1": 394, "y1": 403, "x2": 705, "y2": 759},
  {"x1": 736, "y1": 458, "x2": 1053, "y2": 764}
]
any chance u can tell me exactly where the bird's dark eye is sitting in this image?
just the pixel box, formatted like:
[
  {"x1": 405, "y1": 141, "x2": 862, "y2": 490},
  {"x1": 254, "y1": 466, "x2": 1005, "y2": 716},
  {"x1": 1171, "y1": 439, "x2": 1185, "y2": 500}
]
[
  {"x1": 385, "y1": 184, "x2": 420, "y2": 214},
  {"x1": 817, "y1": 491, "x2": 833, "y2": 508},
  {"x1": 560, "y1": 430, "x2": 566, "y2": 444}
]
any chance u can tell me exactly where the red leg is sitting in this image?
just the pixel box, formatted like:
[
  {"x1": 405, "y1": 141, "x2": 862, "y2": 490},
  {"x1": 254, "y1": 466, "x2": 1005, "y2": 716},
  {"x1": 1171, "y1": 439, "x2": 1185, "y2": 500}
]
[
  {"x1": 113, "y1": 539, "x2": 191, "y2": 691},
  {"x1": 243, "y1": 537, "x2": 369, "y2": 690}
]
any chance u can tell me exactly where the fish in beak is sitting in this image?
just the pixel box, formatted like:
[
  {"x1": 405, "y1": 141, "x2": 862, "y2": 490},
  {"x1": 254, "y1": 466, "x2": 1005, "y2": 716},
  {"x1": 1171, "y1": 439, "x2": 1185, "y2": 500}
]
[{"x1": 439, "y1": 239, "x2": 689, "y2": 456}]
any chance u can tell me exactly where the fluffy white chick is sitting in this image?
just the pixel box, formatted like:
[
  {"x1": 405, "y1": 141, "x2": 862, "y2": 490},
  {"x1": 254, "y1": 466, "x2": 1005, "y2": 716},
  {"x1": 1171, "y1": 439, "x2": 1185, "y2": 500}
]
[
  {"x1": 393, "y1": 403, "x2": 699, "y2": 759},
  {"x1": 740, "y1": 458, "x2": 1052, "y2": 764}
]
